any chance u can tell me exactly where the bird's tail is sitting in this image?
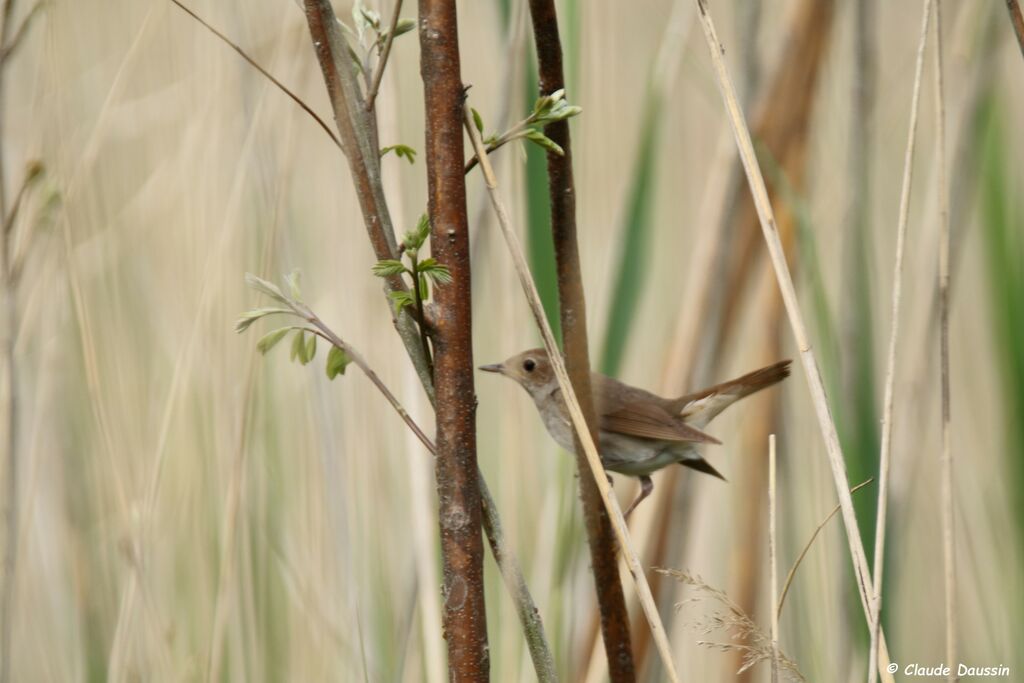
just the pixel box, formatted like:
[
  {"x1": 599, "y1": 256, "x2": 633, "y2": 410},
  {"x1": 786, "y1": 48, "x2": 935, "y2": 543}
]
[{"x1": 671, "y1": 359, "x2": 792, "y2": 428}]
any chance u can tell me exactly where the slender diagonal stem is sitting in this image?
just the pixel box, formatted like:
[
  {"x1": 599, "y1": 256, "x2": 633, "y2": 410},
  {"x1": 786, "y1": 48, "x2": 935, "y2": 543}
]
[
  {"x1": 463, "y1": 104, "x2": 680, "y2": 683},
  {"x1": 168, "y1": 0, "x2": 342, "y2": 150},
  {"x1": 776, "y1": 478, "x2": 875, "y2": 619},
  {"x1": 693, "y1": 1, "x2": 896, "y2": 679},
  {"x1": 526, "y1": 0, "x2": 635, "y2": 678}
]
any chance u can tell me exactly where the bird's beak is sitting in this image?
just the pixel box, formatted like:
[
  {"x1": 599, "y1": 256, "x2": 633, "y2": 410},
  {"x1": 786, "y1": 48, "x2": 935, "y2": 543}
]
[{"x1": 478, "y1": 363, "x2": 503, "y2": 374}]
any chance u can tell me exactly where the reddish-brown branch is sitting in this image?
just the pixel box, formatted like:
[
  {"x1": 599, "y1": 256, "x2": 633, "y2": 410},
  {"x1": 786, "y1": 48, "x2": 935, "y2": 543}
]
[
  {"x1": 527, "y1": 0, "x2": 636, "y2": 679},
  {"x1": 418, "y1": 1, "x2": 489, "y2": 679}
]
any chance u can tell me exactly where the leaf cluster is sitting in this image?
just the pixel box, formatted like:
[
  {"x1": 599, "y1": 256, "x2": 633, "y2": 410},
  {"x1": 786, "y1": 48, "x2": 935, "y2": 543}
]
[
  {"x1": 471, "y1": 88, "x2": 582, "y2": 159},
  {"x1": 372, "y1": 214, "x2": 453, "y2": 316},
  {"x1": 236, "y1": 272, "x2": 352, "y2": 381}
]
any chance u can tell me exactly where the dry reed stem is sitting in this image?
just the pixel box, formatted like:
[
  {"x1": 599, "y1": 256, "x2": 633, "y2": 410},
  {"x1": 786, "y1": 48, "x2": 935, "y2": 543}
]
[
  {"x1": 692, "y1": 1, "x2": 895, "y2": 679},
  {"x1": 768, "y1": 435, "x2": 779, "y2": 683},
  {"x1": 869, "y1": 1, "x2": 933, "y2": 679},
  {"x1": 462, "y1": 104, "x2": 681, "y2": 683},
  {"x1": 933, "y1": 3, "x2": 957, "y2": 680}
]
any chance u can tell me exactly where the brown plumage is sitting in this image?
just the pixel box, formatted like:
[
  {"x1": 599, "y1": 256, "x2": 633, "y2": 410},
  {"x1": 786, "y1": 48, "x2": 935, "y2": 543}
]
[{"x1": 480, "y1": 349, "x2": 791, "y2": 516}]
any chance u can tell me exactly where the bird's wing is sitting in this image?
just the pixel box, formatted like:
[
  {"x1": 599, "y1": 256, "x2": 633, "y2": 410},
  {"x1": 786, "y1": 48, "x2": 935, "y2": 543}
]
[{"x1": 601, "y1": 401, "x2": 722, "y2": 444}]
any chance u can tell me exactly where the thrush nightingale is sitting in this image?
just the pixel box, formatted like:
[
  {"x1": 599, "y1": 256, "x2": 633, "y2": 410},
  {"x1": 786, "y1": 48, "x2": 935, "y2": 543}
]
[{"x1": 480, "y1": 349, "x2": 791, "y2": 517}]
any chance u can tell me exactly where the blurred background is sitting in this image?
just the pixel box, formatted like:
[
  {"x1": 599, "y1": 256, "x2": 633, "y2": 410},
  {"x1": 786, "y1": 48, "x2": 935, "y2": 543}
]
[{"x1": 2, "y1": 0, "x2": 1022, "y2": 680}]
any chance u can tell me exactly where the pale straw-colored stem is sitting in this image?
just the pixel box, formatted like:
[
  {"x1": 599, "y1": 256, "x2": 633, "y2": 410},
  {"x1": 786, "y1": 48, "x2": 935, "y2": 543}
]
[
  {"x1": 462, "y1": 104, "x2": 681, "y2": 683},
  {"x1": 768, "y1": 434, "x2": 779, "y2": 683},
  {"x1": 869, "y1": 2, "x2": 933, "y2": 680},
  {"x1": 933, "y1": 2, "x2": 956, "y2": 680},
  {"x1": 692, "y1": 0, "x2": 894, "y2": 679}
]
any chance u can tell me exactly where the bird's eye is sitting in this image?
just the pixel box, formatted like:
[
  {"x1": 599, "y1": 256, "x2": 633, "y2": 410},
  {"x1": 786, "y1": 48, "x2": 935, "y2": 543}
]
[{"x1": 523, "y1": 358, "x2": 536, "y2": 372}]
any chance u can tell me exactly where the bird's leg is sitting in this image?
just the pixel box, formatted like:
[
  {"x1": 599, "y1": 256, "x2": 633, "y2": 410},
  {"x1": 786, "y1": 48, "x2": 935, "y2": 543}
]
[{"x1": 623, "y1": 475, "x2": 653, "y2": 519}]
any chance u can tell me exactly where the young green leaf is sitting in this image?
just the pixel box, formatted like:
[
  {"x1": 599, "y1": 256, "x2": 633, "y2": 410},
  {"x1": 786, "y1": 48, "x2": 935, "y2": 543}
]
[
  {"x1": 388, "y1": 290, "x2": 415, "y2": 313},
  {"x1": 384, "y1": 17, "x2": 416, "y2": 39},
  {"x1": 524, "y1": 129, "x2": 564, "y2": 156},
  {"x1": 381, "y1": 144, "x2": 418, "y2": 164},
  {"x1": 326, "y1": 345, "x2": 353, "y2": 380},
  {"x1": 404, "y1": 214, "x2": 430, "y2": 251},
  {"x1": 304, "y1": 333, "x2": 317, "y2": 365},
  {"x1": 291, "y1": 330, "x2": 306, "y2": 363},
  {"x1": 256, "y1": 327, "x2": 291, "y2": 354},
  {"x1": 235, "y1": 307, "x2": 293, "y2": 334},
  {"x1": 418, "y1": 274, "x2": 430, "y2": 300},
  {"x1": 352, "y1": 1, "x2": 379, "y2": 40},
  {"x1": 418, "y1": 258, "x2": 453, "y2": 285},
  {"x1": 372, "y1": 259, "x2": 408, "y2": 277},
  {"x1": 245, "y1": 273, "x2": 289, "y2": 305},
  {"x1": 471, "y1": 107, "x2": 485, "y2": 134}
]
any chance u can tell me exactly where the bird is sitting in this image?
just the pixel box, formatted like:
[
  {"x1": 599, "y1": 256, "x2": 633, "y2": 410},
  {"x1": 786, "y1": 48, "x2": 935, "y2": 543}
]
[{"x1": 479, "y1": 349, "x2": 791, "y2": 517}]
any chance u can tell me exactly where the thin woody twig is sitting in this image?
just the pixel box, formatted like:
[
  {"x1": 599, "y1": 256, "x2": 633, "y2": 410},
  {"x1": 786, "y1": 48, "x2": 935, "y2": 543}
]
[
  {"x1": 463, "y1": 103, "x2": 681, "y2": 683},
  {"x1": 869, "y1": 2, "x2": 933, "y2": 680},
  {"x1": 693, "y1": 1, "x2": 896, "y2": 679},
  {"x1": 168, "y1": 0, "x2": 342, "y2": 151},
  {"x1": 365, "y1": 0, "x2": 402, "y2": 111}
]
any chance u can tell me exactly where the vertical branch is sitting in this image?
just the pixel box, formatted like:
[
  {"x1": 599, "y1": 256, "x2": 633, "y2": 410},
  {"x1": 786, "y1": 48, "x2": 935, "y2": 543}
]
[
  {"x1": 418, "y1": 1, "x2": 489, "y2": 679},
  {"x1": 869, "y1": 1, "x2": 932, "y2": 680},
  {"x1": 463, "y1": 104, "x2": 681, "y2": 683},
  {"x1": 526, "y1": 1, "x2": 635, "y2": 679},
  {"x1": 933, "y1": 2, "x2": 956, "y2": 680},
  {"x1": 294, "y1": 3, "x2": 553, "y2": 676}
]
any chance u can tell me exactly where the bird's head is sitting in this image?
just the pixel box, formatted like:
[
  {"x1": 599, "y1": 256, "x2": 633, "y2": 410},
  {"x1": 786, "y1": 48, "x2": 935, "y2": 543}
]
[{"x1": 479, "y1": 348, "x2": 558, "y2": 399}]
